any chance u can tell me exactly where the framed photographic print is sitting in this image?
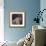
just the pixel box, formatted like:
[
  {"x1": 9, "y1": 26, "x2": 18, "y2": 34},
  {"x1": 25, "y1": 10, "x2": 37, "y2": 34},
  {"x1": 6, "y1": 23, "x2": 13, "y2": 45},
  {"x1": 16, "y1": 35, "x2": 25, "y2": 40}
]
[{"x1": 10, "y1": 12, "x2": 25, "y2": 27}]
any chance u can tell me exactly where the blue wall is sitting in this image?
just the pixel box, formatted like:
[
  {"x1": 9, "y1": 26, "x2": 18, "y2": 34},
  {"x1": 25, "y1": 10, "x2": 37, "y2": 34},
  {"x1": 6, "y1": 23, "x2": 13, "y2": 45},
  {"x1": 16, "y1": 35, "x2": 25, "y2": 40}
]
[
  {"x1": 40, "y1": 0, "x2": 46, "y2": 27},
  {"x1": 4, "y1": 0, "x2": 40, "y2": 42},
  {"x1": 40, "y1": 0, "x2": 46, "y2": 44}
]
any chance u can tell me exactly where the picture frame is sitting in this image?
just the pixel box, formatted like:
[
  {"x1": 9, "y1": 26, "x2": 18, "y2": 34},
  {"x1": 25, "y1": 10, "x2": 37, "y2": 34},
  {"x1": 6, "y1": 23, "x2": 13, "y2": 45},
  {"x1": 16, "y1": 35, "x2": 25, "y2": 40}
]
[{"x1": 10, "y1": 12, "x2": 25, "y2": 27}]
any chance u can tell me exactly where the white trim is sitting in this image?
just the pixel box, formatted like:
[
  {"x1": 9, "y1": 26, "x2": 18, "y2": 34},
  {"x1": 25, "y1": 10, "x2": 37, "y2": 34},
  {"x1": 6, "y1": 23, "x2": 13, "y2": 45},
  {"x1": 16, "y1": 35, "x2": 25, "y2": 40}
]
[{"x1": 0, "y1": 6, "x2": 4, "y2": 42}]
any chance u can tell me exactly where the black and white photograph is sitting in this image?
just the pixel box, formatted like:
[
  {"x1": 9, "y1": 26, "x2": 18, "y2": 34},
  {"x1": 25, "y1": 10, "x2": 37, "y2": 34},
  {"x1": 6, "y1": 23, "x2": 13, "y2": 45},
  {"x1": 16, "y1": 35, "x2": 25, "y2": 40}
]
[{"x1": 10, "y1": 12, "x2": 25, "y2": 27}]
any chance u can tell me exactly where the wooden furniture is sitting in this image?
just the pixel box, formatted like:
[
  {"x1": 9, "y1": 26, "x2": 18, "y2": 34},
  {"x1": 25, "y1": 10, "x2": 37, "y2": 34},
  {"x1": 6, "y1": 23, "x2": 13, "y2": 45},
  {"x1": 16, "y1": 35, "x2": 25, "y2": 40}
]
[{"x1": 31, "y1": 25, "x2": 46, "y2": 46}]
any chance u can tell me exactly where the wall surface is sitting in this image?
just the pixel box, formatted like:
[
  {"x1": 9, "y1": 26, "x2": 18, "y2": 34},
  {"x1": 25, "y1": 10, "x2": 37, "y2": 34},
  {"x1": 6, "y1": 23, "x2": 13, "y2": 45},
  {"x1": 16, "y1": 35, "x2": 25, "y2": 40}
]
[
  {"x1": 4, "y1": 0, "x2": 40, "y2": 42},
  {"x1": 40, "y1": 0, "x2": 46, "y2": 27},
  {"x1": 40, "y1": 0, "x2": 46, "y2": 45}
]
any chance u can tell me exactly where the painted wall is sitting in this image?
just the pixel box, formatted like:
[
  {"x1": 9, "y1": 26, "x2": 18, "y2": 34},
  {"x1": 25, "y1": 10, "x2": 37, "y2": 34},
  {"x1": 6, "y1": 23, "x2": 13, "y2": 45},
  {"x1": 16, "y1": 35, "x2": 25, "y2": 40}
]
[
  {"x1": 40, "y1": 0, "x2": 46, "y2": 45},
  {"x1": 40, "y1": 0, "x2": 46, "y2": 27},
  {"x1": 4, "y1": 0, "x2": 40, "y2": 42}
]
